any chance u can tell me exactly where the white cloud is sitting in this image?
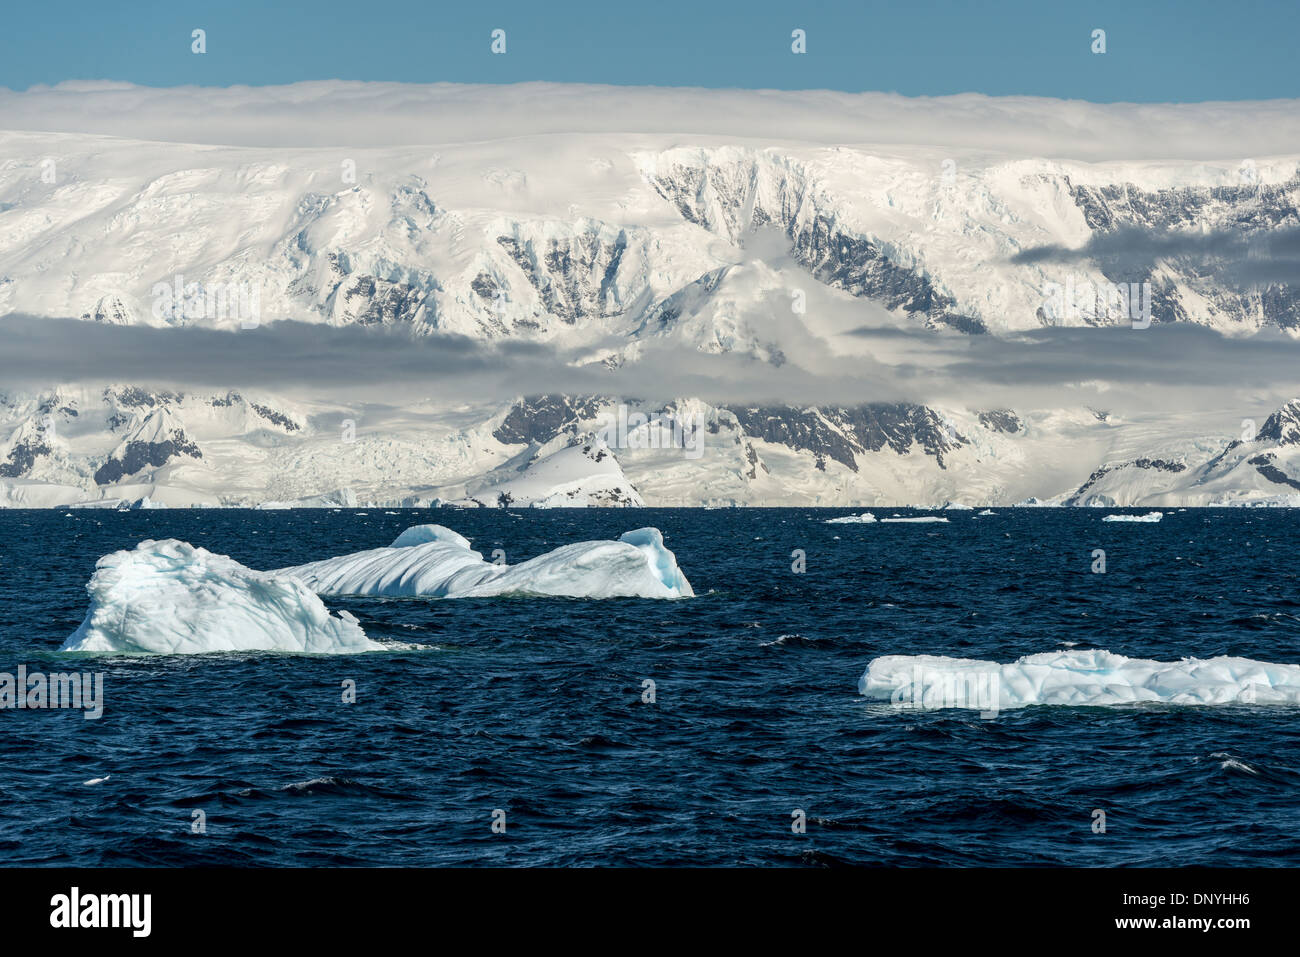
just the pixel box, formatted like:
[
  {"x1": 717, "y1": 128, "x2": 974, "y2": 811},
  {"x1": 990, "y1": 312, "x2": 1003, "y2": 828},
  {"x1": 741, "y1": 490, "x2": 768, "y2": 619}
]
[
  {"x1": 2, "y1": 80, "x2": 1300, "y2": 160},
  {"x1": 3, "y1": 314, "x2": 1300, "y2": 416}
]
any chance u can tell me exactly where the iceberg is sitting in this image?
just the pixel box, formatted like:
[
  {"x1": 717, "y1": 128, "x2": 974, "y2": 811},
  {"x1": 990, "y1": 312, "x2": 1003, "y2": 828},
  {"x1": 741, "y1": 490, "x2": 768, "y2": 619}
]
[
  {"x1": 389, "y1": 524, "x2": 473, "y2": 549},
  {"x1": 1103, "y1": 511, "x2": 1163, "y2": 522},
  {"x1": 859, "y1": 650, "x2": 1300, "y2": 710},
  {"x1": 825, "y1": 512, "x2": 877, "y2": 524},
  {"x1": 881, "y1": 516, "x2": 949, "y2": 523},
  {"x1": 61, "y1": 539, "x2": 383, "y2": 654},
  {"x1": 276, "y1": 524, "x2": 694, "y2": 599}
]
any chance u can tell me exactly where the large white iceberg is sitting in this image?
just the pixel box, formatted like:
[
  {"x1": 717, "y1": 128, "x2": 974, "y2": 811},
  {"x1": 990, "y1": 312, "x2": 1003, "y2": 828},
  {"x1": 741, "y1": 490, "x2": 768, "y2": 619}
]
[
  {"x1": 859, "y1": 650, "x2": 1300, "y2": 710},
  {"x1": 61, "y1": 539, "x2": 384, "y2": 654},
  {"x1": 275, "y1": 525, "x2": 694, "y2": 599}
]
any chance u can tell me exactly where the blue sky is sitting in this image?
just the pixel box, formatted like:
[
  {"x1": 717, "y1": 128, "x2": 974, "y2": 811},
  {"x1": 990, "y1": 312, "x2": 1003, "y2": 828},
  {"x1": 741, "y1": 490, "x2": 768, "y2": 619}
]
[{"x1": 0, "y1": 0, "x2": 1297, "y2": 101}]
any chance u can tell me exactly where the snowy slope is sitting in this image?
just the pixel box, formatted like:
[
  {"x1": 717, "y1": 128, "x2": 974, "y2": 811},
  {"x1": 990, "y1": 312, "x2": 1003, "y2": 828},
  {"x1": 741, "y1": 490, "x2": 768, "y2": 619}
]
[{"x1": 1060, "y1": 400, "x2": 1300, "y2": 507}]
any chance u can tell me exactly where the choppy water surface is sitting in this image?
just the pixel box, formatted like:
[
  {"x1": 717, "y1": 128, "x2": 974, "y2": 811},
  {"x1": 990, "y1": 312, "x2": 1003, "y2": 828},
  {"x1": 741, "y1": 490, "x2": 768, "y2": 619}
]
[{"x1": 1, "y1": 507, "x2": 1298, "y2": 865}]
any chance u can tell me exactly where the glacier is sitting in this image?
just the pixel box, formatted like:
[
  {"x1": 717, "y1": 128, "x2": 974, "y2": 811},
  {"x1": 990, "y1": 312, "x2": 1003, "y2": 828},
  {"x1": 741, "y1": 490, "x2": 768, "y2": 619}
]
[
  {"x1": 275, "y1": 524, "x2": 694, "y2": 599},
  {"x1": 859, "y1": 650, "x2": 1300, "y2": 710},
  {"x1": 61, "y1": 539, "x2": 385, "y2": 654}
]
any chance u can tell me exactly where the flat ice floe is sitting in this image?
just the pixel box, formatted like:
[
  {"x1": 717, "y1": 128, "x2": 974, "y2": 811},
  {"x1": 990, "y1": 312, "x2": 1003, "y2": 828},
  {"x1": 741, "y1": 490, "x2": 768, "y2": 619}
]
[
  {"x1": 61, "y1": 539, "x2": 383, "y2": 654},
  {"x1": 881, "y1": 516, "x2": 949, "y2": 524},
  {"x1": 859, "y1": 650, "x2": 1300, "y2": 710},
  {"x1": 825, "y1": 512, "x2": 877, "y2": 524},
  {"x1": 275, "y1": 524, "x2": 694, "y2": 599},
  {"x1": 1102, "y1": 511, "x2": 1164, "y2": 522}
]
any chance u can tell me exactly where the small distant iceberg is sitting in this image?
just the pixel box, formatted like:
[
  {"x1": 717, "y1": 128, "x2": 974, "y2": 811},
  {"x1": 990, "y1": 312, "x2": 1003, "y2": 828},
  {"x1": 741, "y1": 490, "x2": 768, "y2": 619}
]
[
  {"x1": 61, "y1": 540, "x2": 384, "y2": 654},
  {"x1": 941, "y1": 502, "x2": 974, "y2": 511},
  {"x1": 859, "y1": 650, "x2": 1300, "y2": 709},
  {"x1": 825, "y1": 512, "x2": 877, "y2": 524},
  {"x1": 275, "y1": 525, "x2": 693, "y2": 599},
  {"x1": 1102, "y1": 511, "x2": 1164, "y2": 523},
  {"x1": 976, "y1": 509, "x2": 996, "y2": 516},
  {"x1": 881, "y1": 516, "x2": 949, "y2": 524}
]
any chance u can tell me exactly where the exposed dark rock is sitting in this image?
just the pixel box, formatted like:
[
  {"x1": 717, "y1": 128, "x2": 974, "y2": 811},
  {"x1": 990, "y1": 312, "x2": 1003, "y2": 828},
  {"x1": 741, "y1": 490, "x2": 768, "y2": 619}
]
[
  {"x1": 0, "y1": 436, "x2": 52, "y2": 478},
  {"x1": 1256, "y1": 400, "x2": 1300, "y2": 445},
  {"x1": 978, "y1": 409, "x2": 1023, "y2": 434},
  {"x1": 1248, "y1": 453, "x2": 1300, "y2": 491},
  {"x1": 788, "y1": 214, "x2": 987, "y2": 334},
  {"x1": 250, "y1": 403, "x2": 301, "y2": 432},
  {"x1": 1066, "y1": 457, "x2": 1187, "y2": 503},
  {"x1": 1066, "y1": 173, "x2": 1300, "y2": 329},
  {"x1": 335, "y1": 275, "x2": 425, "y2": 326},
  {"x1": 471, "y1": 273, "x2": 500, "y2": 302},
  {"x1": 643, "y1": 158, "x2": 987, "y2": 334},
  {"x1": 94, "y1": 431, "x2": 203, "y2": 485},
  {"x1": 727, "y1": 403, "x2": 966, "y2": 471},
  {"x1": 496, "y1": 227, "x2": 631, "y2": 324},
  {"x1": 105, "y1": 387, "x2": 180, "y2": 409},
  {"x1": 493, "y1": 395, "x2": 610, "y2": 445}
]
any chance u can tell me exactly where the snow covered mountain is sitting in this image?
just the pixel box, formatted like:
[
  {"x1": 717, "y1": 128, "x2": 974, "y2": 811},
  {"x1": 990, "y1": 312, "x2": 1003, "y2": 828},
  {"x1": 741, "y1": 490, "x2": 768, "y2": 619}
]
[
  {"x1": 1, "y1": 82, "x2": 1299, "y2": 507},
  {"x1": 2, "y1": 133, "x2": 1296, "y2": 338},
  {"x1": 1061, "y1": 400, "x2": 1300, "y2": 507},
  {"x1": 3, "y1": 384, "x2": 1298, "y2": 508}
]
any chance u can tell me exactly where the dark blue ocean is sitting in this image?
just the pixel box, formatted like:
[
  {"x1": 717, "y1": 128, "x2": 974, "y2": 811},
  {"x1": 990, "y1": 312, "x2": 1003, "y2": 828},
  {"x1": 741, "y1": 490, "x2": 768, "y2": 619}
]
[{"x1": 1, "y1": 507, "x2": 1298, "y2": 866}]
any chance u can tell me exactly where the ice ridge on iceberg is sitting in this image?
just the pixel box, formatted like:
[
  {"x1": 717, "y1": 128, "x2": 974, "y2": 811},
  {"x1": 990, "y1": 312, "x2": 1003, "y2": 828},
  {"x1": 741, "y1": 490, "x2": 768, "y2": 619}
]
[
  {"x1": 61, "y1": 539, "x2": 383, "y2": 654},
  {"x1": 275, "y1": 524, "x2": 694, "y2": 599}
]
